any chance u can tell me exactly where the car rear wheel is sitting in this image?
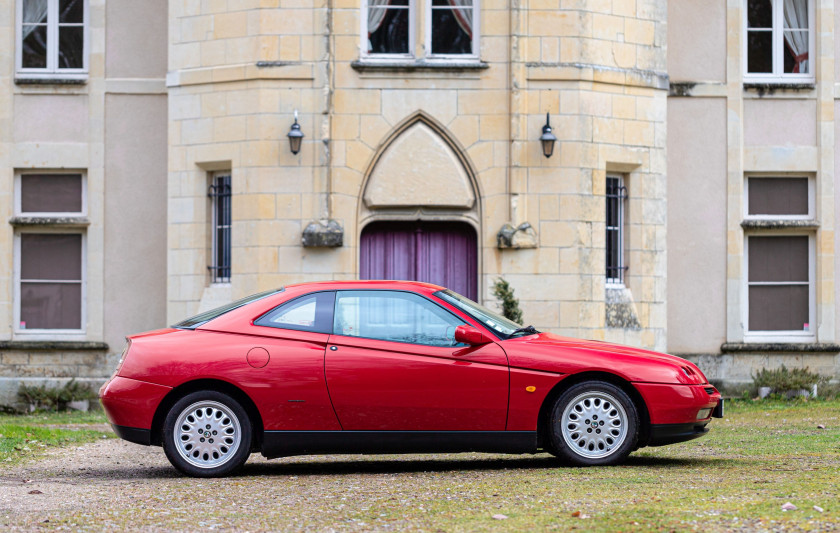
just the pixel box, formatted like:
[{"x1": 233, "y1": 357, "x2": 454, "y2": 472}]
[
  {"x1": 548, "y1": 381, "x2": 638, "y2": 466},
  {"x1": 162, "y1": 391, "x2": 252, "y2": 477}
]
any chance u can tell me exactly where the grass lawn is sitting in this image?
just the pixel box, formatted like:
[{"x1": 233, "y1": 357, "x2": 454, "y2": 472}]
[{"x1": 0, "y1": 410, "x2": 112, "y2": 466}]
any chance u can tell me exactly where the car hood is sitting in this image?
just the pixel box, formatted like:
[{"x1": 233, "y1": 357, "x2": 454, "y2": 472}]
[{"x1": 500, "y1": 332, "x2": 707, "y2": 385}]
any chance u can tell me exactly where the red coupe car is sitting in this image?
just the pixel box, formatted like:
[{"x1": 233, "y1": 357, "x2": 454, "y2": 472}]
[{"x1": 100, "y1": 280, "x2": 723, "y2": 477}]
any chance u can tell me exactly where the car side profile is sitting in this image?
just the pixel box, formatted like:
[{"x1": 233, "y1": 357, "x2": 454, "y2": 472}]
[{"x1": 100, "y1": 280, "x2": 723, "y2": 477}]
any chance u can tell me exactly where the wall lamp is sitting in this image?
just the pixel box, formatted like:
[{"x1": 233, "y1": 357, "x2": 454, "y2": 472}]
[
  {"x1": 539, "y1": 113, "x2": 557, "y2": 158},
  {"x1": 287, "y1": 110, "x2": 304, "y2": 155}
]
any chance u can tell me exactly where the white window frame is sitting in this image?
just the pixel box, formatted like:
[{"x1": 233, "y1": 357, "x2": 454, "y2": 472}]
[
  {"x1": 743, "y1": 174, "x2": 814, "y2": 221},
  {"x1": 15, "y1": 0, "x2": 89, "y2": 80},
  {"x1": 14, "y1": 171, "x2": 88, "y2": 217},
  {"x1": 13, "y1": 229, "x2": 87, "y2": 339},
  {"x1": 360, "y1": 0, "x2": 480, "y2": 63},
  {"x1": 605, "y1": 175, "x2": 626, "y2": 288},
  {"x1": 13, "y1": 170, "x2": 87, "y2": 339},
  {"x1": 743, "y1": 0, "x2": 815, "y2": 83},
  {"x1": 360, "y1": 0, "x2": 416, "y2": 61},
  {"x1": 742, "y1": 232, "x2": 816, "y2": 342},
  {"x1": 425, "y1": 0, "x2": 480, "y2": 61}
]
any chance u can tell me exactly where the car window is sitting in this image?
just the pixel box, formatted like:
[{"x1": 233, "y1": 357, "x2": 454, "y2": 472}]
[
  {"x1": 174, "y1": 288, "x2": 283, "y2": 329},
  {"x1": 255, "y1": 291, "x2": 335, "y2": 334},
  {"x1": 334, "y1": 290, "x2": 466, "y2": 347}
]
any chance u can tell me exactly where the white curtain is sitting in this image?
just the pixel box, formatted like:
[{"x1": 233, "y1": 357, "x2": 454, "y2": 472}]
[
  {"x1": 447, "y1": 0, "x2": 473, "y2": 39},
  {"x1": 22, "y1": 0, "x2": 49, "y2": 40},
  {"x1": 367, "y1": 0, "x2": 391, "y2": 52},
  {"x1": 783, "y1": 0, "x2": 809, "y2": 73}
]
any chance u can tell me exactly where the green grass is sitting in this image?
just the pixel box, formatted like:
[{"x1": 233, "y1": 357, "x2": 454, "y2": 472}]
[{"x1": 0, "y1": 409, "x2": 112, "y2": 466}]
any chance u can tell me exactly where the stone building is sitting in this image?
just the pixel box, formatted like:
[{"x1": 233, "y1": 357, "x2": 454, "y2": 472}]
[
  {"x1": 1, "y1": 0, "x2": 839, "y2": 405},
  {"x1": 0, "y1": 0, "x2": 168, "y2": 402}
]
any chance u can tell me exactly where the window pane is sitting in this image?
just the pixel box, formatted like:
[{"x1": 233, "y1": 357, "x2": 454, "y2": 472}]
[
  {"x1": 210, "y1": 174, "x2": 231, "y2": 283},
  {"x1": 749, "y1": 285, "x2": 809, "y2": 331},
  {"x1": 747, "y1": 31, "x2": 773, "y2": 73},
  {"x1": 256, "y1": 292, "x2": 335, "y2": 333},
  {"x1": 23, "y1": 0, "x2": 49, "y2": 23},
  {"x1": 21, "y1": 25, "x2": 47, "y2": 68},
  {"x1": 20, "y1": 282, "x2": 82, "y2": 329},
  {"x1": 783, "y1": 0, "x2": 808, "y2": 29},
  {"x1": 59, "y1": 0, "x2": 84, "y2": 23},
  {"x1": 58, "y1": 26, "x2": 84, "y2": 69},
  {"x1": 783, "y1": 30, "x2": 809, "y2": 73},
  {"x1": 747, "y1": 0, "x2": 772, "y2": 28},
  {"x1": 21, "y1": 233, "x2": 82, "y2": 281},
  {"x1": 21, "y1": 174, "x2": 83, "y2": 213},
  {"x1": 431, "y1": 7, "x2": 473, "y2": 55},
  {"x1": 334, "y1": 291, "x2": 465, "y2": 346},
  {"x1": 748, "y1": 236, "x2": 808, "y2": 283},
  {"x1": 367, "y1": 7, "x2": 409, "y2": 54},
  {"x1": 748, "y1": 177, "x2": 808, "y2": 215}
]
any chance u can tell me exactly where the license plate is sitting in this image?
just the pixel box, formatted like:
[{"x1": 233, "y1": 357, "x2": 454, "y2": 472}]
[{"x1": 712, "y1": 398, "x2": 724, "y2": 418}]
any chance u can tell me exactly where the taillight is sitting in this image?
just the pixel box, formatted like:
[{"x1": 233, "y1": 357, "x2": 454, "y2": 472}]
[{"x1": 113, "y1": 339, "x2": 131, "y2": 377}]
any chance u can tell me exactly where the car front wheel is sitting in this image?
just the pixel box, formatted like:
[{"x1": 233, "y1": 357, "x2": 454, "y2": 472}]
[
  {"x1": 548, "y1": 381, "x2": 638, "y2": 466},
  {"x1": 162, "y1": 391, "x2": 252, "y2": 477}
]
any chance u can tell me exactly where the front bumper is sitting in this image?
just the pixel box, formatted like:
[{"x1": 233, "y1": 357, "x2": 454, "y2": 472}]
[
  {"x1": 648, "y1": 422, "x2": 710, "y2": 446},
  {"x1": 634, "y1": 382, "x2": 722, "y2": 425}
]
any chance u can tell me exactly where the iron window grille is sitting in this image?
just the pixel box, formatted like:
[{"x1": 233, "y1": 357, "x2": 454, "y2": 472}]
[
  {"x1": 208, "y1": 174, "x2": 231, "y2": 283},
  {"x1": 606, "y1": 176, "x2": 628, "y2": 286}
]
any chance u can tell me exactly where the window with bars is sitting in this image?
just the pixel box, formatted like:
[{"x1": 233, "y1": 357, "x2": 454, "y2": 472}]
[
  {"x1": 606, "y1": 176, "x2": 627, "y2": 286},
  {"x1": 362, "y1": 0, "x2": 478, "y2": 60},
  {"x1": 17, "y1": 0, "x2": 87, "y2": 78},
  {"x1": 208, "y1": 173, "x2": 231, "y2": 284}
]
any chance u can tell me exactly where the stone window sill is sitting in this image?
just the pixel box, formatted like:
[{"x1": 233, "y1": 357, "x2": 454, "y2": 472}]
[
  {"x1": 741, "y1": 219, "x2": 819, "y2": 230},
  {"x1": 10, "y1": 216, "x2": 90, "y2": 228},
  {"x1": 0, "y1": 341, "x2": 108, "y2": 351},
  {"x1": 743, "y1": 82, "x2": 815, "y2": 96},
  {"x1": 351, "y1": 59, "x2": 489, "y2": 73},
  {"x1": 721, "y1": 342, "x2": 840, "y2": 353},
  {"x1": 15, "y1": 77, "x2": 87, "y2": 86}
]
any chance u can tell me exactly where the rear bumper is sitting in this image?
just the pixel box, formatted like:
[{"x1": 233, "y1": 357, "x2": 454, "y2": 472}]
[
  {"x1": 111, "y1": 424, "x2": 152, "y2": 446},
  {"x1": 648, "y1": 422, "x2": 710, "y2": 446},
  {"x1": 99, "y1": 375, "x2": 171, "y2": 432}
]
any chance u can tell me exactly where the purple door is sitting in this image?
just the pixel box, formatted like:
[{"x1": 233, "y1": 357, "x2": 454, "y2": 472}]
[{"x1": 360, "y1": 221, "x2": 478, "y2": 300}]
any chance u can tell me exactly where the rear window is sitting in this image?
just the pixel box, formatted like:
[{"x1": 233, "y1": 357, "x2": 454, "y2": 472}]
[{"x1": 173, "y1": 288, "x2": 283, "y2": 329}]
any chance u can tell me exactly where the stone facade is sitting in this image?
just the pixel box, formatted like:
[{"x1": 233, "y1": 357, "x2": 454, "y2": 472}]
[
  {"x1": 0, "y1": 0, "x2": 168, "y2": 405},
  {"x1": 167, "y1": 0, "x2": 669, "y2": 354}
]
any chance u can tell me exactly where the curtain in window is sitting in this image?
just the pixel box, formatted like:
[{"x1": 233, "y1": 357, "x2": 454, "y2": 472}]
[
  {"x1": 447, "y1": 0, "x2": 473, "y2": 39},
  {"x1": 368, "y1": 0, "x2": 390, "y2": 35},
  {"x1": 783, "y1": 0, "x2": 808, "y2": 73},
  {"x1": 22, "y1": 0, "x2": 49, "y2": 39}
]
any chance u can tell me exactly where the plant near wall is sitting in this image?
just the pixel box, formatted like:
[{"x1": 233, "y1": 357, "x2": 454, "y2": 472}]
[
  {"x1": 752, "y1": 365, "x2": 828, "y2": 397},
  {"x1": 16, "y1": 379, "x2": 97, "y2": 412},
  {"x1": 492, "y1": 278, "x2": 523, "y2": 325}
]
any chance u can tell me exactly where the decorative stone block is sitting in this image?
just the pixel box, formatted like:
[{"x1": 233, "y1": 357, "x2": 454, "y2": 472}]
[
  {"x1": 302, "y1": 219, "x2": 344, "y2": 248},
  {"x1": 497, "y1": 222, "x2": 538, "y2": 249}
]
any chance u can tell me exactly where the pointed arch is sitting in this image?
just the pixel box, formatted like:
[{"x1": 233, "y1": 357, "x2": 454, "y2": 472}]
[{"x1": 360, "y1": 111, "x2": 483, "y2": 209}]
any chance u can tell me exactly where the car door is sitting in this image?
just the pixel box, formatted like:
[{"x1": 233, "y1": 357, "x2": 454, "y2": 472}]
[{"x1": 325, "y1": 290, "x2": 509, "y2": 431}]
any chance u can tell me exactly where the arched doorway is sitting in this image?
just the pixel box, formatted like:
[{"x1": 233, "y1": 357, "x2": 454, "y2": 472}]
[{"x1": 360, "y1": 221, "x2": 478, "y2": 300}]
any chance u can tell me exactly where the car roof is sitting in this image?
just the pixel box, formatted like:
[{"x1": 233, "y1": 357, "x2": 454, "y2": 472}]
[{"x1": 283, "y1": 279, "x2": 447, "y2": 292}]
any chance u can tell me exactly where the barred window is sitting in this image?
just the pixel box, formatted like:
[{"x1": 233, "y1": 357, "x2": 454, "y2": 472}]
[
  {"x1": 208, "y1": 173, "x2": 231, "y2": 284},
  {"x1": 606, "y1": 176, "x2": 627, "y2": 286}
]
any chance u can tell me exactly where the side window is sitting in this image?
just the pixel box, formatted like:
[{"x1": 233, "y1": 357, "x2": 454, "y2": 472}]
[
  {"x1": 255, "y1": 292, "x2": 335, "y2": 334},
  {"x1": 334, "y1": 290, "x2": 466, "y2": 347}
]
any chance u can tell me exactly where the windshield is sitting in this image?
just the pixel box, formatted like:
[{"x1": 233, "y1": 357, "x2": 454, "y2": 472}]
[
  {"x1": 173, "y1": 288, "x2": 283, "y2": 329},
  {"x1": 435, "y1": 289, "x2": 527, "y2": 339}
]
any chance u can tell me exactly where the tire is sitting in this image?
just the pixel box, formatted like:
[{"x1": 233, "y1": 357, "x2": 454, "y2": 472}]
[
  {"x1": 162, "y1": 390, "x2": 252, "y2": 477},
  {"x1": 548, "y1": 381, "x2": 639, "y2": 466}
]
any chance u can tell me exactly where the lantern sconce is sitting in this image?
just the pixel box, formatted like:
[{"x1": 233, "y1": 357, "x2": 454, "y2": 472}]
[
  {"x1": 287, "y1": 110, "x2": 304, "y2": 155},
  {"x1": 539, "y1": 112, "x2": 557, "y2": 158}
]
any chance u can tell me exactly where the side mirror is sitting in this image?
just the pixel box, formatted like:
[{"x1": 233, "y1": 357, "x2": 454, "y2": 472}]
[{"x1": 454, "y1": 325, "x2": 492, "y2": 345}]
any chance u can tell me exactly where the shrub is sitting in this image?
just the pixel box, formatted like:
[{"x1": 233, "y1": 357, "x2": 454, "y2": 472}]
[
  {"x1": 16, "y1": 379, "x2": 97, "y2": 412},
  {"x1": 752, "y1": 365, "x2": 829, "y2": 396},
  {"x1": 492, "y1": 278, "x2": 523, "y2": 325}
]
